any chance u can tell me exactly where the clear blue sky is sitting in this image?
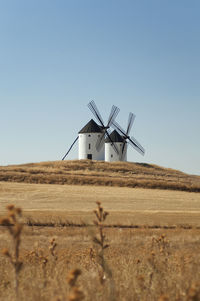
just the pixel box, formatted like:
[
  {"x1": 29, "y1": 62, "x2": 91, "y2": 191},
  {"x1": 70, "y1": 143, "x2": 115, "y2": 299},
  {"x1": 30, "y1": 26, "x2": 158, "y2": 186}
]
[{"x1": 1, "y1": 0, "x2": 200, "y2": 175}]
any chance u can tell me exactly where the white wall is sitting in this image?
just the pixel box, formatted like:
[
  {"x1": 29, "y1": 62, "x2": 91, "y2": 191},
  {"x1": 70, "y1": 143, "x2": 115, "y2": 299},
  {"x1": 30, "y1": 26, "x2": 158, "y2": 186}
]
[
  {"x1": 105, "y1": 142, "x2": 127, "y2": 162},
  {"x1": 78, "y1": 133, "x2": 105, "y2": 160}
]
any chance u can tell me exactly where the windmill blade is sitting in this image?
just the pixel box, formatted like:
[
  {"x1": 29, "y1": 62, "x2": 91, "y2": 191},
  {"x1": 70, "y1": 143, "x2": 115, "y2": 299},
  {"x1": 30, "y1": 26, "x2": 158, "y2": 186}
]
[
  {"x1": 112, "y1": 142, "x2": 120, "y2": 156},
  {"x1": 88, "y1": 100, "x2": 104, "y2": 127},
  {"x1": 96, "y1": 131, "x2": 106, "y2": 151},
  {"x1": 106, "y1": 128, "x2": 112, "y2": 135},
  {"x1": 112, "y1": 120, "x2": 127, "y2": 137},
  {"x1": 96, "y1": 128, "x2": 112, "y2": 151},
  {"x1": 130, "y1": 136, "x2": 145, "y2": 154},
  {"x1": 62, "y1": 137, "x2": 79, "y2": 160},
  {"x1": 121, "y1": 141, "x2": 126, "y2": 156},
  {"x1": 107, "y1": 105, "x2": 120, "y2": 127},
  {"x1": 105, "y1": 130, "x2": 119, "y2": 155},
  {"x1": 126, "y1": 112, "x2": 136, "y2": 136},
  {"x1": 128, "y1": 136, "x2": 145, "y2": 156},
  {"x1": 119, "y1": 141, "x2": 126, "y2": 161},
  {"x1": 122, "y1": 149, "x2": 127, "y2": 161},
  {"x1": 96, "y1": 127, "x2": 112, "y2": 151}
]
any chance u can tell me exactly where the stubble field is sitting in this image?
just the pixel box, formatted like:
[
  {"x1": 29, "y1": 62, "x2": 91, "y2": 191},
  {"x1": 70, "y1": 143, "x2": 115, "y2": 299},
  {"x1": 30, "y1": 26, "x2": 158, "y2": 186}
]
[
  {"x1": 1, "y1": 181, "x2": 200, "y2": 227},
  {"x1": 1, "y1": 181, "x2": 200, "y2": 300},
  {"x1": 1, "y1": 160, "x2": 200, "y2": 300}
]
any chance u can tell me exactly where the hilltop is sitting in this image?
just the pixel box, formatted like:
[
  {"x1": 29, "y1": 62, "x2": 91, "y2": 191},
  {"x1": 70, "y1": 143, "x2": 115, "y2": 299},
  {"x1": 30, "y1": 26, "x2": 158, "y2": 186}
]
[{"x1": 0, "y1": 160, "x2": 200, "y2": 192}]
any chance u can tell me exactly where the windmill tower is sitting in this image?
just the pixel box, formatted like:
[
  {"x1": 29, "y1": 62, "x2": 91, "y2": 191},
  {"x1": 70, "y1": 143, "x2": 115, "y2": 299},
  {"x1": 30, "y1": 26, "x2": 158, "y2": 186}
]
[
  {"x1": 105, "y1": 112, "x2": 145, "y2": 162},
  {"x1": 105, "y1": 130, "x2": 126, "y2": 162},
  {"x1": 62, "y1": 101, "x2": 119, "y2": 161},
  {"x1": 78, "y1": 119, "x2": 104, "y2": 160}
]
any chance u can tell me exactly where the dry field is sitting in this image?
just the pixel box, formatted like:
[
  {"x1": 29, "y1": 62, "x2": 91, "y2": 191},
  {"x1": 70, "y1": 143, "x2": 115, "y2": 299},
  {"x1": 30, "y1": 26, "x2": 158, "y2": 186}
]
[
  {"x1": 1, "y1": 208, "x2": 200, "y2": 301},
  {"x1": 1, "y1": 160, "x2": 200, "y2": 300},
  {"x1": 1, "y1": 181, "x2": 200, "y2": 226},
  {"x1": 0, "y1": 160, "x2": 200, "y2": 192}
]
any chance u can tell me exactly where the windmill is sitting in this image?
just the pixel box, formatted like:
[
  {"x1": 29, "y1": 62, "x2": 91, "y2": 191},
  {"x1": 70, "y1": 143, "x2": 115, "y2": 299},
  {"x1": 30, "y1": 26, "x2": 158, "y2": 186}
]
[
  {"x1": 105, "y1": 112, "x2": 145, "y2": 162},
  {"x1": 87, "y1": 100, "x2": 120, "y2": 155},
  {"x1": 62, "y1": 101, "x2": 120, "y2": 160}
]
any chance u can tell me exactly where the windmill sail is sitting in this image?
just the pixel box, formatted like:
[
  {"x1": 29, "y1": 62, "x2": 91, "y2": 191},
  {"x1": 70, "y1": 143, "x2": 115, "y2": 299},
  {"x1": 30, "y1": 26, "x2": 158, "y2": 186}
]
[
  {"x1": 88, "y1": 100, "x2": 120, "y2": 153},
  {"x1": 111, "y1": 112, "x2": 145, "y2": 157}
]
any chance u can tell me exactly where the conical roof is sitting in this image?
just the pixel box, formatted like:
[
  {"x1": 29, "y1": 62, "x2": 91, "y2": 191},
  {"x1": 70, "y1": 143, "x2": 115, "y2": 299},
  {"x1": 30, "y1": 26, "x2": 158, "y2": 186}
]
[
  {"x1": 79, "y1": 119, "x2": 102, "y2": 134},
  {"x1": 105, "y1": 130, "x2": 124, "y2": 143}
]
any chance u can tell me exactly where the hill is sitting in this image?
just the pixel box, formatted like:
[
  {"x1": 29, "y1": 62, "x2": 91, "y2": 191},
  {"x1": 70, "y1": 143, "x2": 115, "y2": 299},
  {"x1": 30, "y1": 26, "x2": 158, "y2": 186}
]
[{"x1": 0, "y1": 160, "x2": 200, "y2": 192}]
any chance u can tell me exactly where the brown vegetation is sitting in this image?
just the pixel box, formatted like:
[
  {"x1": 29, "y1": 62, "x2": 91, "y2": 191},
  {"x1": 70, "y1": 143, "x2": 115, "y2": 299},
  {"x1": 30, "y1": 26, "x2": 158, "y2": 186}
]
[
  {"x1": 1, "y1": 214, "x2": 200, "y2": 300},
  {"x1": 0, "y1": 160, "x2": 200, "y2": 192},
  {"x1": 1, "y1": 181, "x2": 200, "y2": 227},
  {"x1": 0, "y1": 205, "x2": 23, "y2": 300}
]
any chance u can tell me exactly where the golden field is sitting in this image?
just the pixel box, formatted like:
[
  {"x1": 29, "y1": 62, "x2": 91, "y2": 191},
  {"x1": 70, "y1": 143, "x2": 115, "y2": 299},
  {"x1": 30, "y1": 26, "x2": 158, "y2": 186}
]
[
  {"x1": 1, "y1": 160, "x2": 200, "y2": 300},
  {"x1": 1, "y1": 181, "x2": 200, "y2": 227},
  {"x1": 0, "y1": 160, "x2": 200, "y2": 192},
  {"x1": 1, "y1": 210, "x2": 200, "y2": 301}
]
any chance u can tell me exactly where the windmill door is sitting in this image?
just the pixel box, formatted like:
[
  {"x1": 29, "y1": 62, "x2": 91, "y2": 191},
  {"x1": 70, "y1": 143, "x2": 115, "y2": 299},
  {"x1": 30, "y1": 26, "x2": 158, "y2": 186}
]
[{"x1": 87, "y1": 154, "x2": 92, "y2": 160}]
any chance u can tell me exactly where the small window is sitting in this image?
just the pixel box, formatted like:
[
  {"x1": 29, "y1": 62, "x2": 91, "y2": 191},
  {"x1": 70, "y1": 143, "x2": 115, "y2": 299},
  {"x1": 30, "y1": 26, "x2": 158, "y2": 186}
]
[
  {"x1": 111, "y1": 154, "x2": 113, "y2": 158},
  {"x1": 89, "y1": 143, "x2": 91, "y2": 150},
  {"x1": 88, "y1": 134, "x2": 91, "y2": 137}
]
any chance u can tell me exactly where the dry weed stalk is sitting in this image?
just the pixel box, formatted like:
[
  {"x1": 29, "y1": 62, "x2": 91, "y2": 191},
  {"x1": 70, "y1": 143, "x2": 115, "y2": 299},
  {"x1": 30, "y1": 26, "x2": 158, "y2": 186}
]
[
  {"x1": 49, "y1": 237, "x2": 58, "y2": 261},
  {"x1": 92, "y1": 201, "x2": 110, "y2": 284},
  {"x1": 145, "y1": 233, "x2": 171, "y2": 297},
  {"x1": 0, "y1": 204, "x2": 23, "y2": 300},
  {"x1": 91, "y1": 202, "x2": 116, "y2": 301},
  {"x1": 67, "y1": 269, "x2": 84, "y2": 301},
  {"x1": 152, "y1": 234, "x2": 170, "y2": 257},
  {"x1": 49, "y1": 237, "x2": 62, "y2": 291},
  {"x1": 29, "y1": 242, "x2": 49, "y2": 288}
]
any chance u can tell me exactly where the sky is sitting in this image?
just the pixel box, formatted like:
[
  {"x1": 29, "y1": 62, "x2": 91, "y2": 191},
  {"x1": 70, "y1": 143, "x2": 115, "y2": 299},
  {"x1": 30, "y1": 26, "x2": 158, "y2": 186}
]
[{"x1": 0, "y1": 0, "x2": 200, "y2": 175}]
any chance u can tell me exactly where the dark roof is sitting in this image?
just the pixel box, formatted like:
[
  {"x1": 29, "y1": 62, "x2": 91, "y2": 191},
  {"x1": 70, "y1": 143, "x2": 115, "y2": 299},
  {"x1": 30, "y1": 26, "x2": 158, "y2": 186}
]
[
  {"x1": 105, "y1": 130, "x2": 124, "y2": 143},
  {"x1": 79, "y1": 119, "x2": 102, "y2": 134}
]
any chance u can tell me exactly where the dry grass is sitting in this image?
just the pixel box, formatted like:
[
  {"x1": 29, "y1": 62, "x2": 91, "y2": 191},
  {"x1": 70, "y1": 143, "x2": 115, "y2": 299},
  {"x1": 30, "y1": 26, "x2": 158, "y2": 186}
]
[
  {"x1": 0, "y1": 160, "x2": 200, "y2": 300},
  {"x1": 1, "y1": 223, "x2": 200, "y2": 300},
  {"x1": 0, "y1": 205, "x2": 23, "y2": 300},
  {"x1": 1, "y1": 200, "x2": 200, "y2": 300},
  {"x1": 1, "y1": 181, "x2": 200, "y2": 227},
  {"x1": 0, "y1": 160, "x2": 200, "y2": 192}
]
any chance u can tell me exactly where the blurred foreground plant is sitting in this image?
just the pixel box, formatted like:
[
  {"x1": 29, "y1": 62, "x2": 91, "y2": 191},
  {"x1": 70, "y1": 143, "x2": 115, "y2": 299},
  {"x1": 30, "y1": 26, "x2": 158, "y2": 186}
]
[
  {"x1": 67, "y1": 268, "x2": 84, "y2": 301},
  {"x1": 0, "y1": 204, "x2": 23, "y2": 300}
]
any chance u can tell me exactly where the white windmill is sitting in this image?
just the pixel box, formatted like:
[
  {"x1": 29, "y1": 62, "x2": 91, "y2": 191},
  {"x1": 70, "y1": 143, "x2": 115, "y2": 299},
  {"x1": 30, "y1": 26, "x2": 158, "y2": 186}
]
[
  {"x1": 105, "y1": 130, "x2": 125, "y2": 162},
  {"x1": 62, "y1": 101, "x2": 119, "y2": 161},
  {"x1": 105, "y1": 112, "x2": 145, "y2": 162},
  {"x1": 78, "y1": 118, "x2": 104, "y2": 160}
]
